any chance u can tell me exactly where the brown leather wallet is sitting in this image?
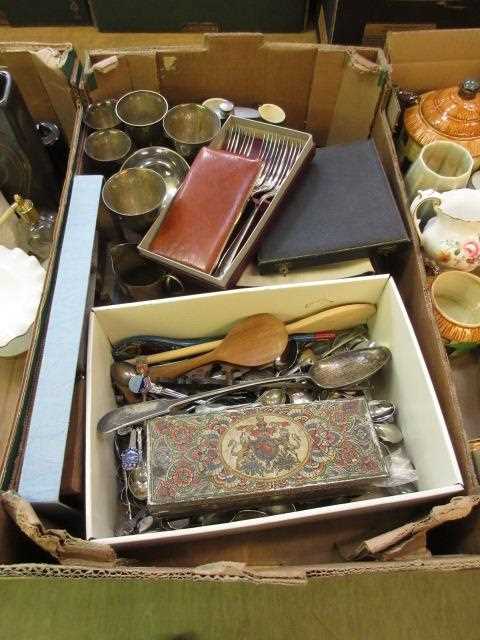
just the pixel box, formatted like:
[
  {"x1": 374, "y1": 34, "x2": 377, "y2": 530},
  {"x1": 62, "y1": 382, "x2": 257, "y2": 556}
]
[{"x1": 149, "y1": 147, "x2": 262, "y2": 273}]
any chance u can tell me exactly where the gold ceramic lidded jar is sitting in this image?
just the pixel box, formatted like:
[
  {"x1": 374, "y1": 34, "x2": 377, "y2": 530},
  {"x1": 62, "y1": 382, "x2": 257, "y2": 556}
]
[{"x1": 399, "y1": 79, "x2": 480, "y2": 169}]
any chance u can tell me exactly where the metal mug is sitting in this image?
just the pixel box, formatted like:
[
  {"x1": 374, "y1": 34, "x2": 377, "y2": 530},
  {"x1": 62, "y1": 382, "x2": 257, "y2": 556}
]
[
  {"x1": 102, "y1": 167, "x2": 167, "y2": 234},
  {"x1": 115, "y1": 90, "x2": 168, "y2": 147},
  {"x1": 111, "y1": 243, "x2": 184, "y2": 301},
  {"x1": 83, "y1": 99, "x2": 121, "y2": 130},
  {"x1": 84, "y1": 129, "x2": 132, "y2": 175},
  {"x1": 163, "y1": 103, "x2": 221, "y2": 158}
]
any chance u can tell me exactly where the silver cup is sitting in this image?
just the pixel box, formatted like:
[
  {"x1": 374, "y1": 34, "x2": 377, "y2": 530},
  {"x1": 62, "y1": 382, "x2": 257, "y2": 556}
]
[
  {"x1": 111, "y1": 243, "x2": 184, "y2": 301},
  {"x1": 163, "y1": 103, "x2": 221, "y2": 158},
  {"x1": 84, "y1": 129, "x2": 132, "y2": 174},
  {"x1": 84, "y1": 99, "x2": 121, "y2": 130},
  {"x1": 102, "y1": 167, "x2": 167, "y2": 234},
  {"x1": 115, "y1": 90, "x2": 169, "y2": 147}
]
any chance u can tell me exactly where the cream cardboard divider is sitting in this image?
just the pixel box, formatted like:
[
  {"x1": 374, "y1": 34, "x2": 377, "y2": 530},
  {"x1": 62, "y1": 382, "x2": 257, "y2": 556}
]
[{"x1": 2, "y1": 33, "x2": 480, "y2": 577}]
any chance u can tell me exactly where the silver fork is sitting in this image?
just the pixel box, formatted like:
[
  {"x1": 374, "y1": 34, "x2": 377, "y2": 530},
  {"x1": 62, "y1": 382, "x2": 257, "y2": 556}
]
[
  {"x1": 253, "y1": 136, "x2": 292, "y2": 196},
  {"x1": 226, "y1": 128, "x2": 280, "y2": 190},
  {"x1": 215, "y1": 139, "x2": 302, "y2": 275}
]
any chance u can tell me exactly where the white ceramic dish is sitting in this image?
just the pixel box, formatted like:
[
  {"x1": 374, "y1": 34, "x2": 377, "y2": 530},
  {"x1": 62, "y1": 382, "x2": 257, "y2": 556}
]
[{"x1": 0, "y1": 246, "x2": 45, "y2": 357}]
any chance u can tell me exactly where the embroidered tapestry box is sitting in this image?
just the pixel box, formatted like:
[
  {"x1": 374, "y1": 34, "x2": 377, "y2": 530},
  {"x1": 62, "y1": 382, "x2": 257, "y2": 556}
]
[{"x1": 146, "y1": 399, "x2": 387, "y2": 516}]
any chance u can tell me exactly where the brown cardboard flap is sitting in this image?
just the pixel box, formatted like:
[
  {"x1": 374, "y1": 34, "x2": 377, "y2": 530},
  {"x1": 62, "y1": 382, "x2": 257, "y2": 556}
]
[
  {"x1": 0, "y1": 42, "x2": 76, "y2": 139},
  {"x1": 86, "y1": 36, "x2": 317, "y2": 130},
  {"x1": 83, "y1": 35, "x2": 387, "y2": 145},
  {"x1": 1, "y1": 491, "x2": 118, "y2": 566},
  {"x1": 0, "y1": 49, "x2": 57, "y2": 122},
  {"x1": 339, "y1": 496, "x2": 480, "y2": 561},
  {"x1": 86, "y1": 51, "x2": 159, "y2": 102},
  {"x1": 31, "y1": 47, "x2": 76, "y2": 143},
  {"x1": 387, "y1": 29, "x2": 480, "y2": 65},
  {"x1": 327, "y1": 50, "x2": 386, "y2": 145},
  {"x1": 306, "y1": 49, "x2": 345, "y2": 144},
  {"x1": 387, "y1": 29, "x2": 480, "y2": 91}
]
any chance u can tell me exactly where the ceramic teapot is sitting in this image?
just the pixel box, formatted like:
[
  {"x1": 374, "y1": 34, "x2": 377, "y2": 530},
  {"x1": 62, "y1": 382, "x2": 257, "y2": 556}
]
[
  {"x1": 399, "y1": 79, "x2": 480, "y2": 169},
  {"x1": 411, "y1": 188, "x2": 480, "y2": 271}
]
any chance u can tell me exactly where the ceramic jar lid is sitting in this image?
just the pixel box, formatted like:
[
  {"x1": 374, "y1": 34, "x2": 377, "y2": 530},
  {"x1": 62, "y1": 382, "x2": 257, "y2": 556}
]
[{"x1": 404, "y1": 79, "x2": 480, "y2": 159}]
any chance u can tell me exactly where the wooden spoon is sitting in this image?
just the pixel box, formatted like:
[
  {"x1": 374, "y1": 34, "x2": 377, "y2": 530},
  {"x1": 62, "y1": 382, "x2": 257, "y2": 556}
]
[
  {"x1": 131, "y1": 303, "x2": 376, "y2": 366},
  {"x1": 149, "y1": 313, "x2": 288, "y2": 381}
]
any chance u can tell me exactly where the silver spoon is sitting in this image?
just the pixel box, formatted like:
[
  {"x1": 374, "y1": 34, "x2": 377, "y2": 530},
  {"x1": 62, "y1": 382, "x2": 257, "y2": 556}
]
[
  {"x1": 128, "y1": 428, "x2": 148, "y2": 500},
  {"x1": 288, "y1": 389, "x2": 316, "y2": 404},
  {"x1": 368, "y1": 400, "x2": 396, "y2": 423},
  {"x1": 111, "y1": 361, "x2": 137, "y2": 387},
  {"x1": 98, "y1": 347, "x2": 391, "y2": 434},
  {"x1": 259, "y1": 387, "x2": 287, "y2": 405},
  {"x1": 375, "y1": 422, "x2": 403, "y2": 445},
  {"x1": 281, "y1": 348, "x2": 316, "y2": 376},
  {"x1": 273, "y1": 341, "x2": 299, "y2": 374},
  {"x1": 193, "y1": 387, "x2": 287, "y2": 414}
]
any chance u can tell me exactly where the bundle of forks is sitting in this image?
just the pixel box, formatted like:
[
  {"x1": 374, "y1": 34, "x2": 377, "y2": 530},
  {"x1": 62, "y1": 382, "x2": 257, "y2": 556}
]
[{"x1": 214, "y1": 124, "x2": 303, "y2": 275}]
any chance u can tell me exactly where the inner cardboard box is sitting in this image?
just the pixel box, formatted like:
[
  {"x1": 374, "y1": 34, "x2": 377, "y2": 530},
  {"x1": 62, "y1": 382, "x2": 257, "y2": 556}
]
[
  {"x1": 87, "y1": 276, "x2": 461, "y2": 547},
  {"x1": 2, "y1": 32, "x2": 480, "y2": 573}
]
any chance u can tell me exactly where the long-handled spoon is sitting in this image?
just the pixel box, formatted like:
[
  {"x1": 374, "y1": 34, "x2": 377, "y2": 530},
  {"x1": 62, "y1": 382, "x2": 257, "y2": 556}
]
[
  {"x1": 98, "y1": 347, "x2": 391, "y2": 434},
  {"x1": 127, "y1": 303, "x2": 376, "y2": 366}
]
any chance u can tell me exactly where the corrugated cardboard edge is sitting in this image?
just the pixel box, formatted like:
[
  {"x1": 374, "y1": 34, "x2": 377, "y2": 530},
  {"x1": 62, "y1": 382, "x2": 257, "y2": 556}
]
[{"x1": 2, "y1": 557, "x2": 480, "y2": 583}]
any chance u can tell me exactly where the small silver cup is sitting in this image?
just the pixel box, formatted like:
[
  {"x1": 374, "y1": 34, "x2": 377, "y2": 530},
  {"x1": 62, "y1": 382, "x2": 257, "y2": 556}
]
[
  {"x1": 84, "y1": 129, "x2": 132, "y2": 175},
  {"x1": 115, "y1": 90, "x2": 169, "y2": 147},
  {"x1": 163, "y1": 103, "x2": 221, "y2": 158},
  {"x1": 102, "y1": 167, "x2": 167, "y2": 234},
  {"x1": 111, "y1": 243, "x2": 184, "y2": 301},
  {"x1": 84, "y1": 99, "x2": 121, "y2": 130}
]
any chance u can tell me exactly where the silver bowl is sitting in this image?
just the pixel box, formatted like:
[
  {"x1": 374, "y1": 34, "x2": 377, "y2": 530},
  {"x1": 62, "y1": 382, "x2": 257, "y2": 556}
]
[{"x1": 121, "y1": 146, "x2": 189, "y2": 204}]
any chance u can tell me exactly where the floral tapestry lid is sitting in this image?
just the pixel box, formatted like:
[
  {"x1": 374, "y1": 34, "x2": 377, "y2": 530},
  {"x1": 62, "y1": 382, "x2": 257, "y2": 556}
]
[
  {"x1": 146, "y1": 398, "x2": 388, "y2": 516},
  {"x1": 404, "y1": 79, "x2": 480, "y2": 157}
]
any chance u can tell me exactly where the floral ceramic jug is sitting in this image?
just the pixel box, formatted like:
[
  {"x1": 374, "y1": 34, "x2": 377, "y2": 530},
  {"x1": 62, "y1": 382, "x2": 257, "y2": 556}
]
[{"x1": 411, "y1": 188, "x2": 480, "y2": 271}]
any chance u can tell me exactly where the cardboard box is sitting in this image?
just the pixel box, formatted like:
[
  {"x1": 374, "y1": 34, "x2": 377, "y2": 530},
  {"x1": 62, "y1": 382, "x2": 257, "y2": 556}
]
[
  {"x1": 86, "y1": 275, "x2": 462, "y2": 547},
  {"x1": 3, "y1": 33, "x2": 480, "y2": 577}
]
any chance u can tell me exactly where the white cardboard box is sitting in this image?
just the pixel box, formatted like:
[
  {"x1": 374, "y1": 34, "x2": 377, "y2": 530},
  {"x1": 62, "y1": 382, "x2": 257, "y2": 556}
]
[{"x1": 86, "y1": 275, "x2": 462, "y2": 548}]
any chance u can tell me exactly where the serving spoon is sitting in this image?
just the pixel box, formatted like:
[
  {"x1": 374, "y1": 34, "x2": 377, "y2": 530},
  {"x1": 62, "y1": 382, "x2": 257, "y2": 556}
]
[
  {"x1": 98, "y1": 347, "x2": 391, "y2": 434},
  {"x1": 148, "y1": 313, "x2": 288, "y2": 381}
]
